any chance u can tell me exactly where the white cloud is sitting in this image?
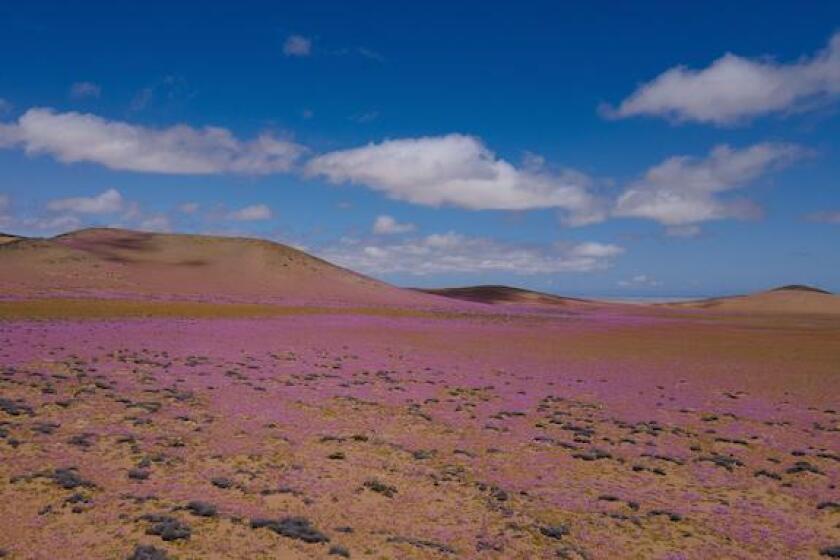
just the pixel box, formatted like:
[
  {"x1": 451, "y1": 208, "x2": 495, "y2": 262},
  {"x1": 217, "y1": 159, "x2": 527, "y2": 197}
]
[
  {"x1": 228, "y1": 204, "x2": 273, "y2": 221},
  {"x1": 0, "y1": 193, "x2": 82, "y2": 234},
  {"x1": 69, "y1": 81, "x2": 101, "y2": 99},
  {"x1": 284, "y1": 34, "x2": 312, "y2": 57},
  {"x1": 0, "y1": 108, "x2": 305, "y2": 174},
  {"x1": 0, "y1": 190, "x2": 179, "y2": 236},
  {"x1": 47, "y1": 188, "x2": 124, "y2": 214},
  {"x1": 571, "y1": 241, "x2": 624, "y2": 259},
  {"x1": 618, "y1": 274, "x2": 662, "y2": 288},
  {"x1": 806, "y1": 210, "x2": 840, "y2": 224},
  {"x1": 320, "y1": 232, "x2": 623, "y2": 276},
  {"x1": 306, "y1": 134, "x2": 605, "y2": 225},
  {"x1": 372, "y1": 214, "x2": 415, "y2": 235},
  {"x1": 614, "y1": 143, "x2": 803, "y2": 227},
  {"x1": 21, "y1": 214, "x2": 83, "y2": 232},
  {"x1": 605, "y1": 33, "x2": 840, "y2": 125}
]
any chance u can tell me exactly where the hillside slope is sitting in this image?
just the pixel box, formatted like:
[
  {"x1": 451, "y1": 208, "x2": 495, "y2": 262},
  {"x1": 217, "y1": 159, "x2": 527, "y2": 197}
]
[
  {"x1": 667, "y1": 285, "x2": 840, "y2": 315},
  {"x1": 0, "y1": 228, "x2": 436, "y2": 306}
]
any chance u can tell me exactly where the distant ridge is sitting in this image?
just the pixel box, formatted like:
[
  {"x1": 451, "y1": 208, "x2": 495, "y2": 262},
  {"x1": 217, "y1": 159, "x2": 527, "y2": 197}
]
[
  {"x1": 770, "y1": 284, "x2": 831, "y2": 295},
  {"x1": 415, "y1": 285, "x2": 596, "y2": 306}
]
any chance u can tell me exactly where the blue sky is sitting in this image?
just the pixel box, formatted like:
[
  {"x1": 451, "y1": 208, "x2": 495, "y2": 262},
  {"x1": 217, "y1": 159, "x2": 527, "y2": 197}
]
[{"x1": 0, "y1": 1, "x2": 838, "y2": 297}]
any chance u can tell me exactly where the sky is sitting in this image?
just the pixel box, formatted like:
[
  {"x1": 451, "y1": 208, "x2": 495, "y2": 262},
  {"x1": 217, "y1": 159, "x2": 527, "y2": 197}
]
[{"x1": 0, "y1": 1, "x2": 839, "y2": 297}]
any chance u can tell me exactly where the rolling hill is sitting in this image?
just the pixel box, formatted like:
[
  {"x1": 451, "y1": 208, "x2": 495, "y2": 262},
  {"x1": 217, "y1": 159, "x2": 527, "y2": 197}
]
[
  {"x1": 0, "y1": 228, "x2": 436, "y2": 306},
  {"x1": 416, "y1": 285, "x2": 599, "y2": 307},
  {"x1": 2, "y1": 228, "x2": 837, "y2": 315},
  {"x1": 665, "y1": 284, "x2": 840, "y2": 315}
]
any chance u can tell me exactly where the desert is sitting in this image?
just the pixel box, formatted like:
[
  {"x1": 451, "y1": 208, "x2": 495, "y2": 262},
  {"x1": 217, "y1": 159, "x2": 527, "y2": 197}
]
[
  {"x1": 0, "y1": 229, "x2": 837, "y2": 559},
  {"x1": 2, "y1": 4, "x2": 840, "y2": 558}
]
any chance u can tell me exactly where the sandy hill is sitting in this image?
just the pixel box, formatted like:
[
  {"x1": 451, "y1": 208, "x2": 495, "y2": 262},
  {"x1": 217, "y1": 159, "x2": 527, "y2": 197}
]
[
  {"x1": 417, "y1": 285, "x2": 598, "y2": 307},
  {"x1": 0, "y1": 228, "x2": 435, "y2": 306},
  {"x1": 667, "y1": 285, "x2": 840, "y2": 315}
]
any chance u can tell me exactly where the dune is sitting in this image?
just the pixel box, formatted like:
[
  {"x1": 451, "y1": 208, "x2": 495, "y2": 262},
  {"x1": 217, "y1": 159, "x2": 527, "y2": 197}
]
[
  {"x1": 666, "y1": 284, "x2": 840, "y2": 315},
  {"x1": 0, "y1": 228, "x2": 437, "y2": 306}
]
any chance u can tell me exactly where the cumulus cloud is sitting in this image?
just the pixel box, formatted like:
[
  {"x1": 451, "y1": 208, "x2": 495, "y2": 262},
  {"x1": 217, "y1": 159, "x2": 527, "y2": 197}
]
[
  {"x1": 614, "y1": 143, "x2": 804, "y2": 227},
  {"x1": 0, "y1": 193, "x2": 81, "y2": 234},
  {"x1": 0, "y1": 189, "x2": 183, "y2": 236},
  {"x1": 806, "y1": 210, "x2": 840, "y2": 224},
  {"x1": 605, "y1": 33, "x2": 840, "y2": 125},
  {"x1": 306, "y1": 134, "x2": 605, "y2": 225},
  {"x1": 571, "y1": 241, "x2": 624, "y2": 259},
  {"x1": 69, "y1": 81, "x2": 101, "y2": 99},
  {"x1": 228, "y1": 204, "x2": 273, "y2": 221},
  {"x1": 19, "y1": 214, "x2": 83, "y2": 232},
  {"x1": 0, "y1": 108, "x2": 305, "y2": 174},
  {"x1": 47, "y1": 188, "x2": 124, "y2": 214},
  {"x1": 0, "y1": 195, "x2": 83, "y2": 234},
  {"x1": 372, "y1": 214, "x2": 415, "y2": 235},
  {"x1": 320, "y1": 232, "x2": 623, "y2": 276},
  {"x1": 283, "y1": 34, "x2": 312, "y2": 57}
]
